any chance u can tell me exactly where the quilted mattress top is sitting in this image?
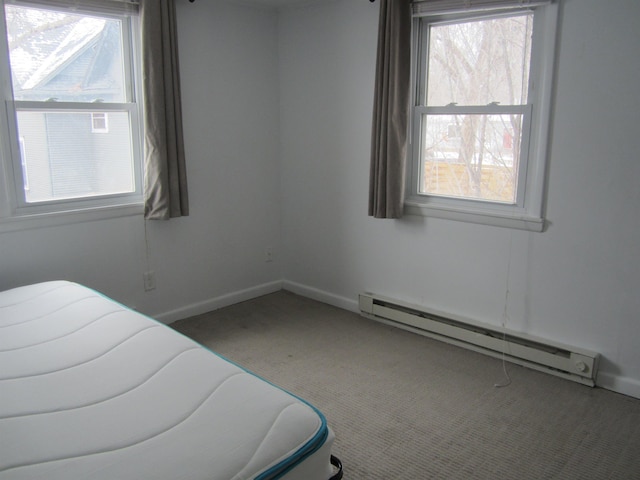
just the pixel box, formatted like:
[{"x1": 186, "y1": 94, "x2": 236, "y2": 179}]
[{"x1": 0, "y1": 281, "x2": 328, "y2": 480}]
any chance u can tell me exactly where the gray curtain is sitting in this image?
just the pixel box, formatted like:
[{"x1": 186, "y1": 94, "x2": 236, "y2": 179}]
[
  {"x1": 368, "y1": 0, "x2": 412, "y2": 219},
  {"x1": 141, "y1": 0, "x2": 189, "y2": 219}
]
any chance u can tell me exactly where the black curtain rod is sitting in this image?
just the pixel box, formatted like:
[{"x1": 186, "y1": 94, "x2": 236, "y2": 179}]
[
  {"x1": 185, "y1": 0, "x2": 374, "y2": 2},
  {"x1": 172, "y1": 0, "x2": 383, "y2": 2},
  {"x1": 175, "y1": 0, "x2": 383, "y2": 2}
]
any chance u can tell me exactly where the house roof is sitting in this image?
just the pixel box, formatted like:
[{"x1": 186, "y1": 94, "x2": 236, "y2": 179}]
[
  {"x1": 8, "y1": 6, "x2": 122, "y2": 102},
  {"x1": 21, "y1": 17, "x2": 105, "y2": 91}
]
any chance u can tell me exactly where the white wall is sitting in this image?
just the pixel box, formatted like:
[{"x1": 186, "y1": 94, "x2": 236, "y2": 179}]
[
  {"x1": 2, "y1": 0, "x2": 638, "y2": 399},
  {"x1": 278, "y1": 0, "x2": 640, "y2": 398},
  {"x1": 0, "y1": 1, "x2": 283, "y2": 322}
]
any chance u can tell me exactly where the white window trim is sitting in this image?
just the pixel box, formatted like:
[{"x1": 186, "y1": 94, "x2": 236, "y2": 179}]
[
  {"x1": 18, "y1": 136, "x2": 28, "y2": 190},
  {"x1": 405, "y1": 2, "x2": 558, "y2": 232},
  {"x1": 0, "y1": 0, "x2": 144, "y2": 228},
  {"x1": 0, "y1": 203, "x2": 143, "y2": 234}
]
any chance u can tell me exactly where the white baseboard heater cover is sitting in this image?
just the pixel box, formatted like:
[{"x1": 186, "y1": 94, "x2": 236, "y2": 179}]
[{"x1": 359, "y1": 293, "x2": 599, "y2": 387}]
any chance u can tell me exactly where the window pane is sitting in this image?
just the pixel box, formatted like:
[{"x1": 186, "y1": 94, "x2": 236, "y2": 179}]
[
  {"x1": 6, "y1": 5, "x2": 126, "y2": 103},
  {"x1": 419, "y1": 114, "x2": 522, "y2": 203},
  {"x1": 17, "y1": 110, "x2": 135, "y2": 203},
  {"x1": 426, "y1": 13, "x2": 533, "y2": 106}
]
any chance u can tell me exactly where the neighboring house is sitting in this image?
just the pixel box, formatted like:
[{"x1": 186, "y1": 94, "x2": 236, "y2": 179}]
[{"x1": 11, "y1": 16, "x2": 130, "y2": 201}]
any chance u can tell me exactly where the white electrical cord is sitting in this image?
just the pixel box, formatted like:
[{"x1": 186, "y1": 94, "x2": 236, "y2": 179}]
[{"x1": 494, "y1": 232, "x2": 514, "y2": 388}]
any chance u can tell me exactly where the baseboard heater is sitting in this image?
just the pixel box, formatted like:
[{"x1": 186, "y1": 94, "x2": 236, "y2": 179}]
[{"x1": 359, "y1": 293, "x2": 599, "y2": 387}]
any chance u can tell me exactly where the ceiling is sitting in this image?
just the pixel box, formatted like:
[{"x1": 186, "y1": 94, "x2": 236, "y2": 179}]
[{"x1": 229, "y1": 0, "x2": 328, "y2": 9}]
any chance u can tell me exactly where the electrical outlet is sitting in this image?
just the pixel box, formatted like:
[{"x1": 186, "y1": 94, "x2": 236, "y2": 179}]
[
  {"x1": 264, "y1": 247, "x2": 274, "y2": 263},
  {"x1": 143, "y1": 271, "x2": 156, "y2": 291}
]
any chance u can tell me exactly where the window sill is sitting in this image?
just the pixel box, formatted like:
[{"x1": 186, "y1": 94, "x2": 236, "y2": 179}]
[
  {"x1": 0, "y1": 203, "x2": 144, "y2": 234},
  {"x1": 404, "y1": 200, "x2": 545, "y2": 232}
]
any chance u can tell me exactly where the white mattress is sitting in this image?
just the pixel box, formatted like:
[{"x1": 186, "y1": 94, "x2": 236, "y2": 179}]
[{"x1": 0, "y1": 281, "x2": 337, "y2": 480}]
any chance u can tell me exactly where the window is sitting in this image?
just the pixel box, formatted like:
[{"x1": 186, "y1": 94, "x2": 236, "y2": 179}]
[
  {"x1": 91, "y1": 113, "x2": 109, "y2": 133},
  {"x1": 406, "y1": 1, "x2": 558, "y2": 231},
  {"x1": 0, "y1": 0, "x2": 142, "y2": 219}
]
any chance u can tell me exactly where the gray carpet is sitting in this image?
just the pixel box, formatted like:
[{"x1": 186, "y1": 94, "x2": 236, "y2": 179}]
[{"x1": 170, "y1": 291, "x2": 640, "y2": 479}]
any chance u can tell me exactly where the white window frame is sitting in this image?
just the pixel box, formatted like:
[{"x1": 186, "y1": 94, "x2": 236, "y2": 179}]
[
  {"x1": 18, "y1": 136, "x2": 28, "y2": 191},
  {"x1": 405, "y1": 1, "x2": 558, "y2": 232},
  {"x1": 0, "y1": 0, "x2": 144, "y2": 231}
]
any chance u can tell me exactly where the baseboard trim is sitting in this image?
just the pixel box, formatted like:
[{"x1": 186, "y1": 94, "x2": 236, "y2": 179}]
[
  {"x1": 282, "y1": 280, "x2": 359, "y2": 313},
  {"x1": 596, "y1": 372, "x2": 640, "y2": 399},
  {"x1": 155, "y1": 280, "x2": 283, "y2": 324},
  {"x1": 151, "y1": 278, "x2": 639, "y2": 400}
]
